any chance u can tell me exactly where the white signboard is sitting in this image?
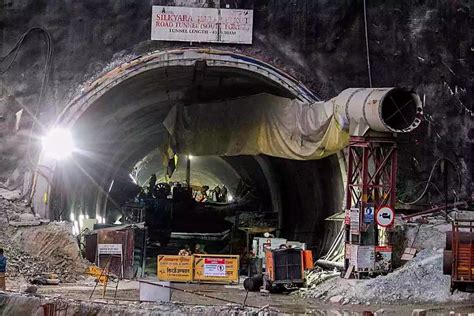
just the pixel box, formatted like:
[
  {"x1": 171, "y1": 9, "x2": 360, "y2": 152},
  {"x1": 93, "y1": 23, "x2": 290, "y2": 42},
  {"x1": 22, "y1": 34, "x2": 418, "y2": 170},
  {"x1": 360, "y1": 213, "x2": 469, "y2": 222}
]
[
  {"x1": 350, "y1": 207, "x2": 360, "y2": 235},
  {"x1": 151, "y1": 6, "x2": 253, "y2": 44},
  {"x1": 350, "y1": 245, "x2": 375, "y2": 271},
  {"x1": 203, "y1": 258, "x2": 226, "y2": 277},
  {"x1": 97, "y1": 243, "x2": 123, "y2": 255},
  {"x1": 376, "y1": 206, "x2": 395, "y2": 227}
]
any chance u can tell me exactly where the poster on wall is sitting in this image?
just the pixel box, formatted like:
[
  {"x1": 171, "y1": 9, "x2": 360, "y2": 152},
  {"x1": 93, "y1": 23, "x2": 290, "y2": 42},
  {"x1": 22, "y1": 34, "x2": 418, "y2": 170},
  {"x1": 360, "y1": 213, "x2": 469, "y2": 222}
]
[
  {"x1": 151, "y1": 6, "x2": 253, "y2": 44},
  {"x1": 374, "y1": 245, "x2": 392, "y2": 272},
  {"x1": 350, "y1": 245, "x2": 375, "y2": 271}
]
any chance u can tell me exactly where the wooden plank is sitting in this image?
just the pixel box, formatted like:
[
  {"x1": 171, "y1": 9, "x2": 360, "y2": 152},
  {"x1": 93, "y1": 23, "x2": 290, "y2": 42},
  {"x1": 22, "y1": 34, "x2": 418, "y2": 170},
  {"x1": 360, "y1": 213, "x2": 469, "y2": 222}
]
[
  {"x1": 401, "y1": 247, "x2": 417, "y2": 261},
  {"x1": 344, "y1": 264, "x2": 354, "y2": 279}
]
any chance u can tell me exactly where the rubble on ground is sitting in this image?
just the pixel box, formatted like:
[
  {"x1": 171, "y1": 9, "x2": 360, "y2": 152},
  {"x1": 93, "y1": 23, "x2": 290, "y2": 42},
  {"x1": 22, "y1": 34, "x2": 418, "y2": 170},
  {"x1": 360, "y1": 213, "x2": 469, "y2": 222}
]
[
  {"x1": 0, "y1": 188, "x2": 21, "y2": 201},
  {"x1": 0, "y1": 292, "x2": 277, "y2": 315},
  {"x1": 0, "y1": 196, "x2": 88, "y2": 283},
  {"x1": 296, "y1": 215, "x2": 474, "y2": 305}
]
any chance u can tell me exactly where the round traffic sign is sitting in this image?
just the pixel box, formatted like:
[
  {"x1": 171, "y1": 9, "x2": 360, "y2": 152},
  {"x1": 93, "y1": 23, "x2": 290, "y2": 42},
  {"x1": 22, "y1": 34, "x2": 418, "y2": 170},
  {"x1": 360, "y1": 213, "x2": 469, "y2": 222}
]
[{"x1": 375, "y1": 206, "x2": 395, "y2": 227}]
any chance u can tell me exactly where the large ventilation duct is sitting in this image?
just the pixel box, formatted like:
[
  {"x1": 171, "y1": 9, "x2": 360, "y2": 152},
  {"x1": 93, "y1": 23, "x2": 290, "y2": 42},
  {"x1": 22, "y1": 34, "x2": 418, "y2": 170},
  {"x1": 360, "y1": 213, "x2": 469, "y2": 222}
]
[
  {"x1": 331, "y1": 87, "x2": 423, "y2": 136},
  {"x1": 164, "y1": 87, "x2": 422, "y2": 160}
]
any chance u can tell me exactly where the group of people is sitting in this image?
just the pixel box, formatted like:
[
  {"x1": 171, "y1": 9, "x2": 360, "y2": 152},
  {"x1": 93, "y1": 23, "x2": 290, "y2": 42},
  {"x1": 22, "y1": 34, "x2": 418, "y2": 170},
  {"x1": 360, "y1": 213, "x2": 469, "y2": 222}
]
[
  {"x1": 141, "y1": 173, "x2": 231, "y2": 204},
  {"x1": 178, "y1": 244, "x2": 207, "y2": 256},
  {"x1": 195, "y1": 185, "x2": 229, "y2": 203}
]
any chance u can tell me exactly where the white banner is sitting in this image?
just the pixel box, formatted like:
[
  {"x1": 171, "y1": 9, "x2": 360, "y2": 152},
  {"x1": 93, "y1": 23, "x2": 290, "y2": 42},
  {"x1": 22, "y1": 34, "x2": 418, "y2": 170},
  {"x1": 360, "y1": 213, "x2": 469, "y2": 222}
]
[{"x1": 151, "y1": 6, "x2": 253, "y2": 44}]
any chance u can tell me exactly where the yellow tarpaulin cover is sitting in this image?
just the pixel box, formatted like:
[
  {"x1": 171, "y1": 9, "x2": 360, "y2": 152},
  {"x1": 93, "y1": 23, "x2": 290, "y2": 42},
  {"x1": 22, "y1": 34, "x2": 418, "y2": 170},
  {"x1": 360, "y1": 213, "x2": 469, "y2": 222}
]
[{"x1": 163, "y1": 93, "x2": 349, "y2": 160}]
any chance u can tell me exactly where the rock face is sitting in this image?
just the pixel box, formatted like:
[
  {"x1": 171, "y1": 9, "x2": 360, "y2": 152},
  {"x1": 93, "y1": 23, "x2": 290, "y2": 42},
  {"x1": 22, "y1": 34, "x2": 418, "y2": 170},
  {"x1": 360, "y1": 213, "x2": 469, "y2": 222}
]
[{"x1": 0, "y1": 1, "x2": 471, "y2": 204}]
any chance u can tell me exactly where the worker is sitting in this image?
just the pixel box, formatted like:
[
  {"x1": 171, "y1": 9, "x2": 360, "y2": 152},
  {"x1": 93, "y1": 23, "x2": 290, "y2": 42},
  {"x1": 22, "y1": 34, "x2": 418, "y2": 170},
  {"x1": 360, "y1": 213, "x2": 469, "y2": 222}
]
[
  {"x1": 194, "y1": 243, "x2": 207, "y2": 254},
  {"x1": 178, "y1": 244, "x2": 192, "y2": 256},
  {"x1": 196, "y1": 185, "x2": 209, "y2": 203},
  {"x1": 148, "y1": 174, "x2": 157, "y2": 198},
  {"x1": 220, "y1": 185, "x2": 228, "y2": 202},
  {"x1": 211, "y1": 185, "x2": 221, "y2": 202},
  {"x1": 136, "y1": 188, "x2": 147, "y2": 206},
  {"x1": 240, "y1": 247, "x2": 257, "y2": 276},
  {"x1": 0, "y1": 248, "x2": 6, "y2": 291}
]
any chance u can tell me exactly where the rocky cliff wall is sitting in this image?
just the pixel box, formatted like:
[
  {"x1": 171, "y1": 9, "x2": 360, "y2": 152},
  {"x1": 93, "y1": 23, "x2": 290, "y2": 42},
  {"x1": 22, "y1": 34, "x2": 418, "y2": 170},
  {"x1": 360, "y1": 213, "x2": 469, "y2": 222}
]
[{"x1": 0, "y1": 0, "x2": 471, "y2": 202}]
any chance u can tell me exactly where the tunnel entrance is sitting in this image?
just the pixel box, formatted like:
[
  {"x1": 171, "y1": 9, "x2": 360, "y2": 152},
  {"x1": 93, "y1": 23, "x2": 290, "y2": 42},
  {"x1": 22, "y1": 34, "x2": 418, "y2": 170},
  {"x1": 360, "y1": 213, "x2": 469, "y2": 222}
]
[{"x1": 41, "y1": 49, "x2": 344, "y2": 257}]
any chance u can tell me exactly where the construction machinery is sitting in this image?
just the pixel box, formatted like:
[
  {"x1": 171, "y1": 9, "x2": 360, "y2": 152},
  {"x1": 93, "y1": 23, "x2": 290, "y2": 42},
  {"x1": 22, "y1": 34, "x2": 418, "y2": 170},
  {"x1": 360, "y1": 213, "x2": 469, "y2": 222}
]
[
  {"x1": 443, "y1": 217, "x2": 474, "y2": 292},
  {"x1": 243, "y1": 247, "x2": 313, "y2": 292},
  {"x1": 263, "y1": 248, "x2": 306, "y2": 292}
]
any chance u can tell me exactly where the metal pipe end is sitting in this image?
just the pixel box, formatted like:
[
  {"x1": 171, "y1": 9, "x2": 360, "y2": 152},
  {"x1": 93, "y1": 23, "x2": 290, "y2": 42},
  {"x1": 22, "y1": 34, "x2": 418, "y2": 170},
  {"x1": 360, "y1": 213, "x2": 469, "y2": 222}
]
[{"x1": 380, "y1": 88, "x2": 423, "y2": 133}]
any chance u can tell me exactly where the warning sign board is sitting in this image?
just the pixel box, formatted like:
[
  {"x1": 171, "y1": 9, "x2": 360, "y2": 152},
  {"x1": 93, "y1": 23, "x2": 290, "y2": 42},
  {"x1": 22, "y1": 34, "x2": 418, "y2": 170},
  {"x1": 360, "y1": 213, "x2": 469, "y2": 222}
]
[
  {"x1": 203, "y1": 258, "x2": 226, "y2": 277},
  {"x1": 157, "y1": 255, "x2": 193, "y2": 282},
  {"x1": 363, "y1": 206, "x2": 374, "y2": 223},
  {"x1": 193, "y1": 255, "x2": 239, "y2": 284},
  {"x1": 97, "y1": 244, "x2": 122, "y2": 255},
  {"x1": 376, "y1": 206, "x2": 395, "y2": 227}
]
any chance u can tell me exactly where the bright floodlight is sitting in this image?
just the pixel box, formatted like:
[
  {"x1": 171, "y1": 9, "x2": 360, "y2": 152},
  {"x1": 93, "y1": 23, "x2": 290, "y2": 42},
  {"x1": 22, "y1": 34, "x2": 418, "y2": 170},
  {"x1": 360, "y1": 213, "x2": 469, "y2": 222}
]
[{"x1": 42, "y1": 128, "x2": 74, "y2": 160}]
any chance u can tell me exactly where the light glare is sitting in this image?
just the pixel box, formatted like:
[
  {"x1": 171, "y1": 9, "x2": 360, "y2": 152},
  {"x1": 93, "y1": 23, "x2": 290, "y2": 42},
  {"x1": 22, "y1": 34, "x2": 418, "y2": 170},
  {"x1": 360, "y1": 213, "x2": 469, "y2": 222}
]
[{"x1": 42, "y1": 128, "x2": 74, "y2": 160}]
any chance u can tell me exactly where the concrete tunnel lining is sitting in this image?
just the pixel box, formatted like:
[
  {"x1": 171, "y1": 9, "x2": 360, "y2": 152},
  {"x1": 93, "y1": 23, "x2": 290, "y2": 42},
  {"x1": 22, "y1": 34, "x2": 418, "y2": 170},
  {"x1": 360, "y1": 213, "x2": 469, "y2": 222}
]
[{"x1": 35, "y1": 48, "x2": 345, "y2": 251}]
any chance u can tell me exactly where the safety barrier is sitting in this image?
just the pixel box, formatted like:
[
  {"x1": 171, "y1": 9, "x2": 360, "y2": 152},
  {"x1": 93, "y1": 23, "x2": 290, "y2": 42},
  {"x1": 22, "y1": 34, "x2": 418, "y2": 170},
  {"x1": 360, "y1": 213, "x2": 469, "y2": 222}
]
[
  {"x1": 157, "y1": 255, "x2": 194, "y2": 282},
  {"x1": 157, "y1": 254, "x2": 240, "y2": 284},
  {"x1": 193, "y1": 254, "x2": 239, "y2": 284}
]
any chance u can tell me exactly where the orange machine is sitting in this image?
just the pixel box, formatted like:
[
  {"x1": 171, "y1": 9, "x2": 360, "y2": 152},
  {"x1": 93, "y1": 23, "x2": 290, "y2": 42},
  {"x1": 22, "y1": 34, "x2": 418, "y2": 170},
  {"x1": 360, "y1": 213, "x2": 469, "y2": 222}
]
[
  {"x1": 443, "y1": 218, "x2": 474, "y2": 292},
  {"x1": 264, "y1": 248, "x2": 306, "y2": 291}
]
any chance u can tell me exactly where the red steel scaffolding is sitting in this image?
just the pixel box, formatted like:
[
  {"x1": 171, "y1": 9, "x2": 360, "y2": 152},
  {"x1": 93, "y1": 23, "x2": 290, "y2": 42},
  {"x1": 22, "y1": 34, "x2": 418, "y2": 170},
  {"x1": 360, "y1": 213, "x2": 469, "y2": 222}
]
[{"x1": 344, "y1": 135, "x2": 397, "y2": 277}]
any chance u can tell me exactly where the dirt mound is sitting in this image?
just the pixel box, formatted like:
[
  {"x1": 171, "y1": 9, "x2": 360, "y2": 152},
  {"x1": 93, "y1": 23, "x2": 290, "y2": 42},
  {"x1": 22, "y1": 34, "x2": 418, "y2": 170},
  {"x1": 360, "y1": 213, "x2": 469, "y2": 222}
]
[
  {"x1": 1, "y1": 222, "x2": 88, "y2": 283},
  {"x1": 0, "y1": 197, "x2": 87, "y2": 283},
  {"x1": 297, "y1": 219, "x2": 474, "y2": 304}
]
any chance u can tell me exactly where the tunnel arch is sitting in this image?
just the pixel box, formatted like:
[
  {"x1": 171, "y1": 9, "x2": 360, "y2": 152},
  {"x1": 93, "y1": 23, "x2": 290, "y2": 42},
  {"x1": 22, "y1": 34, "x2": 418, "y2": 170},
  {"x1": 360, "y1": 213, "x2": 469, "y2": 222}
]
[
  {"x1": 57, "y1": 48, "x2": 320, "y2": 127},
  {"x1": 35, "y1": 48, "x2": 344, "y2": 251}
]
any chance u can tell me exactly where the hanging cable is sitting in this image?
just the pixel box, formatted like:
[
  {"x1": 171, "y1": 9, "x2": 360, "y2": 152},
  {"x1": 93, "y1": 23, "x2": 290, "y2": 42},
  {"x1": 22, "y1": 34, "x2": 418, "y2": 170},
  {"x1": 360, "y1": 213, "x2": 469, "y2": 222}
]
[
  {"x1": 0, "y1": 27, "x2": 53, "y2": 144},
  {"x1": 0, "y1": 27, "x2": 54, "y2": 199},
  {"x1": 363, "y1": 0, "x2": 372, "y2": 87},
  {"x1": 398, "y1": 157, "x2": 461, "y2": 205}
]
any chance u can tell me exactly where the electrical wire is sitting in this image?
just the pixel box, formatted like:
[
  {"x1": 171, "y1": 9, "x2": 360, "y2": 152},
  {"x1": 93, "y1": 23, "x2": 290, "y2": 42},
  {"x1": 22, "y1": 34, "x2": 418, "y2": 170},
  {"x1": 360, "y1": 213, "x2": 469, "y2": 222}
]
[
  {"x1": 398, "y1": 157, "x2": 461, "y2": 205},
  {"x1": 0, "y1": 27, "x2": 54, "y2": 144},
  {"x1": 397, "y1": 180, "x2": 443, "y2": 199},
  {"x1": 362, "y1": 0, "x2": 372, "y2": 87}
]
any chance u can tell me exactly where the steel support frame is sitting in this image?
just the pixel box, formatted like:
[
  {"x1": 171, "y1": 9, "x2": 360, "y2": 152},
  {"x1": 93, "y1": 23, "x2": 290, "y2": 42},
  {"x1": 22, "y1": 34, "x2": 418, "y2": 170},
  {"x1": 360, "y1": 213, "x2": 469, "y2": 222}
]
[
  {"x1": 344, "y1": 135, "x2": 397, "y2": 277},
  {"x1": 345, "y1": 136, "x2": 398, "y2": 214}
]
